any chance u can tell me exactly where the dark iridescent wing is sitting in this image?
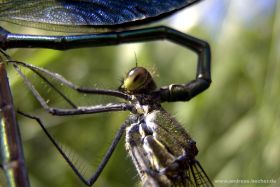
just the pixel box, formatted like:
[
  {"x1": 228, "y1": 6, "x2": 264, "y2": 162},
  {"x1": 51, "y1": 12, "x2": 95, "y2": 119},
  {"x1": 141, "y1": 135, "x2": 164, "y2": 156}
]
[
  {"x1": 188, "y1": 160, "x2": 214, "y2": 187},
  {"x1": 0, "y1": 0, "x2": 201, "y2": 32}
]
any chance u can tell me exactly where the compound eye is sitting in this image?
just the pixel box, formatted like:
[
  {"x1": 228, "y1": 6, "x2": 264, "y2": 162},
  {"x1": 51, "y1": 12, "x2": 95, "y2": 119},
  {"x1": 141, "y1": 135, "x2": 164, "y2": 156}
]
[{"x1": 122, "y1": 67, "x2": 149, "y2": 92}]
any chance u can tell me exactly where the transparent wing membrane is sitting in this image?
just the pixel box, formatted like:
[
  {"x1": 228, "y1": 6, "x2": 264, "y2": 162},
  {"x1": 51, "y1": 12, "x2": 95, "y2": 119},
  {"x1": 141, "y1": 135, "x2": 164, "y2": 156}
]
[{"x1": 189, "y1": 160, "x2": 213, "y2": 187}]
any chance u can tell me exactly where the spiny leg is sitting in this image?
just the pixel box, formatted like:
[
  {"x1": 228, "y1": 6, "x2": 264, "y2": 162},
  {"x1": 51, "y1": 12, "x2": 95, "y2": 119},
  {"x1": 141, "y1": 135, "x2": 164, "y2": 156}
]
[
  {"x1": 11, "y1": 62, "x2": 133, "y2": 115},
  {"x1": 7, "y1": 60, "x2": 130, "y2": 100},
  {"x1": 1, "y1": 48, "x2": 130, "y2": 112},
  {"x1": 28, "y1": 65, "x2": 77, "y2": 108},
  {"x1": 1, "y1": 49, "x2": 77, "y2": 108},
  {"x1": 18, "y1": 111, "x2": 128, "y2": 186}
]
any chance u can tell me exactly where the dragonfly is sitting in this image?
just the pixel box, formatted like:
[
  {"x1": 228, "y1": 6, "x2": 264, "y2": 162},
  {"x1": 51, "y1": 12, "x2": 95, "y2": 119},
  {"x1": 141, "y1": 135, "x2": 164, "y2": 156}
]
[
  {"x1": 4, "y1": 53, "x2": 213, "y2": 187},
  {"x1": 0, "y1": 0, "x2": 212, "y2": 186}
]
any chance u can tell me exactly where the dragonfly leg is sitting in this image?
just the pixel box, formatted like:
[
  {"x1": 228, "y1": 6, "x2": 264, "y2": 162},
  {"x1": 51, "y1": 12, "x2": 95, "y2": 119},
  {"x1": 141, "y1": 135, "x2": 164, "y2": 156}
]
[
  {"x1": 7, "y1": 59, "x2": 130, "y2": 100},
  {"x1": 139, "y1": 27, "x2": 211, "y2": 102},
  {"x1": 18, "y1": 111, "x2": 128, "y2": 186},
  {"x1": 10, "y1": 62, "x2": 133, "y2": 116},
  {"x1": 158, "y1": 78, "x2": 211, "y2": 102}
]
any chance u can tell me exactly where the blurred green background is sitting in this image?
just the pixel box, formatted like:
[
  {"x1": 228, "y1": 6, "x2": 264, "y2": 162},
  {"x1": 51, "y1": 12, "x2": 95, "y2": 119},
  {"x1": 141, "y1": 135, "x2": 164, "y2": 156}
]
[{"x1": 0, "y1": 0, "x2": 279, "y2": 187}]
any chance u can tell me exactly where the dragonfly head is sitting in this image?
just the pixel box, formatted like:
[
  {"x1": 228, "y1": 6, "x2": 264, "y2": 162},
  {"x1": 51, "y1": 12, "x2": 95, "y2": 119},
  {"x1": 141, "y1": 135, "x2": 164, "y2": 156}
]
[{"x1": 120, "y1": 67, "x2": 156, "y2": 94}]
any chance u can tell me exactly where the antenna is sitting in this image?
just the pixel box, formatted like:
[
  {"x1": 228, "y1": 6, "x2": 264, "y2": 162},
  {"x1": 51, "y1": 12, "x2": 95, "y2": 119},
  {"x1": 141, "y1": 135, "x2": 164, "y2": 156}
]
[{"x1": 134, "y1": 51, "x2": 138, "y2": 67}]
